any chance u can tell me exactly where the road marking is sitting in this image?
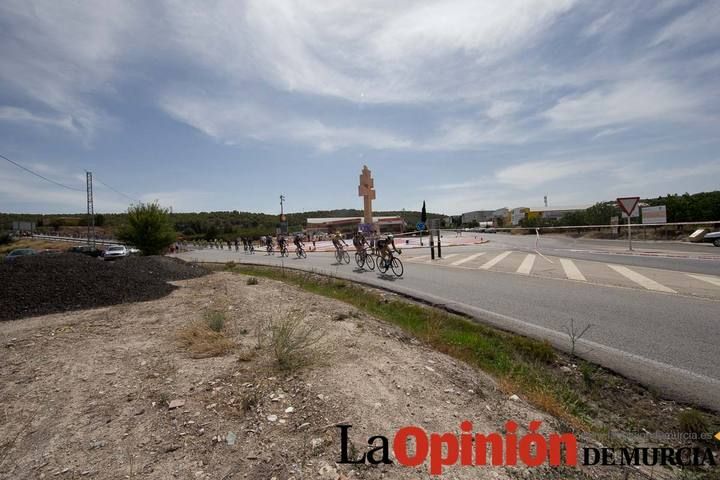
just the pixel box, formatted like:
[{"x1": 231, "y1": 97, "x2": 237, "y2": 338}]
[
  {"x1": 607, "y1": 265, "x2": 677, "y2": 293},
  {"x1": 560, "y1": 258, "x2": 586, "y2": 281},
  {"x1": 426, "y1": 253, "x2": 459, "y2": 263},
  {"x1": 406, "y1": 255, "x2": 430, "y2": 262},
  {"x1": 479, "y1": 251, "x2": 512, "y2": 270},
  {"x1": 687, "y1": 274, "x2": 720, "y2": 288},
  {"x1": 516, "y1": 254, "x2": 536, "y2": 275},
  {"x1": 450, "y1": 252, "x2": 486, "y2": 266}
]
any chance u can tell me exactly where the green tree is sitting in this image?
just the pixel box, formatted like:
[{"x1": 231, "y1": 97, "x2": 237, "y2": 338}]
[{"x1": 117, "y1": 202, "x2": 176, "y2": 255}]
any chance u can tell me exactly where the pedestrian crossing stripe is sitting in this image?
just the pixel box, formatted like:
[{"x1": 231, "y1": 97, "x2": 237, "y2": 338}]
[
  {"x1": 560, "y1": 258, "x2": 586, "y2": 281},
  {"x1": 426, "y1": 254, "x2": 459, "y2": 263},
  {"x1": 479, "y1": 251, "x2": 512, "y2": 270},
  {"x1": 450, "y1": 252, "x2": 486, "y2": 266},
  {"x1": 686, "y1": 274, "x2": 720, "y2": 288},
  {"x1": 516, "y1": 254, "x2": 536, "y2": 275},
  {"x1": 607, "y1": 265, "x2": 677, "y2": 293}
]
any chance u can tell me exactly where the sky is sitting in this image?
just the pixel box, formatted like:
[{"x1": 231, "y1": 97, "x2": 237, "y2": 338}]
[{"x1": 1, "y1": 0, "x2": 719, "y2": 215}]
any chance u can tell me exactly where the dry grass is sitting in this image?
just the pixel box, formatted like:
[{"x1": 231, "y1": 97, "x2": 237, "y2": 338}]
[
  {"x1": 258, "y1": 310, "x2": 326, "y2": 371},
  {"x1": 177, "y1": 312, "x2": 234, "y2": 358}
]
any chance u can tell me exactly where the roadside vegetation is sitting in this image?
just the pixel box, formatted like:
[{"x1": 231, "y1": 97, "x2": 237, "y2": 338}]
[
  {"x1": 176, "y1": 309, "x2": 234, "y2": 358},
  {"x1": 223, "y1": 264, "x2": 720, "y2": 445},
  {"x1": 116, "y1": 202, "x2": 176, "y2": 255}
]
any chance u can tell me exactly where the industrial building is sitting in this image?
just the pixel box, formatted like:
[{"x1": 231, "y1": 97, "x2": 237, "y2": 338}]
[{"x1": 305, "y1": 216, "x2": 405, "y2": 235}]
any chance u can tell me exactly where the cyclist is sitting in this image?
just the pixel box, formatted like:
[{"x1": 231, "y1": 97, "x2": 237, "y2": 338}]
[
  {"x1": 293, "y1": 233, "x2": 305, "y2": 251},
  {"x1": 377, "y1": 233, "x2": 401, "y2": 267},
  {"x1": 332, "y1": 231, "x2": 347, "y2": 254},
  {"x1": 277, "y1": 234, "x2": 288, "y2": 254},
  {"x1": 265, "y1": 235, "x2": 274, "y2": 254},
  {"x1": 353, "y1": 230, "x2": 368, "y2": 252}
]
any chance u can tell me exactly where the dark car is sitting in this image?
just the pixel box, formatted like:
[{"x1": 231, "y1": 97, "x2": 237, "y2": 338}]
[
  {"x1": 69, "y1": 245, "x2": 103, "y2": 257},
  {"x1": 703, "y1": 231, "x2": 720, "y2": 247},
  {"x1": 4, "y1": 248, "x2": 37, "y2": 263}
]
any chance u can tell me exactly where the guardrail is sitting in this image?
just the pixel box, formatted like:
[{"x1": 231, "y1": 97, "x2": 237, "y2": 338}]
[{"x1": 31, "y1": 234, "x2": 124, "y2": 246}]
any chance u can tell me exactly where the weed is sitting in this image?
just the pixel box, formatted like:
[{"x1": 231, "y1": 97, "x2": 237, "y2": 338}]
[
  {"x1": 259, "y1": 310, "x2": 326, "y2": 371},
  {"x1": 204, "y1": 310, "x2": 226, "y2": 332},
  {"x1": 579, "y1": 362, "x2": 595, "y2": 390},
  {"x1": 563, "y1": 318, "x2": 593, "y2": 356},
  {"x1": 678, "y1": 409, "x2": 708, "y2": 435},
  {"x1": 246, "y1": 277, "x2": 259, "y2": 286}
]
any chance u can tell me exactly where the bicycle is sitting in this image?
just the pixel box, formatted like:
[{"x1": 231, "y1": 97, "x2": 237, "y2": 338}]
[
  {"x1": 354, "y1": 247, "x2": 375, "y2": 270},
  {"x1": 334, "y1": 245, "x2": 350, "y2": 264},
  {"x1": 376, "y1": 250, "x2": 403, "y2": 277},
  {"x1": 248, "y1": 243, "x2": 254, "y2": 254},
  {"x1": 266, "y1": 244, "x2": 274, "y2": 255},
  {"x1": 295, "y1": 245, "x2": 307, "y2": 259},
  {"x1": 279, "y1": 244, "x2": 289, "y2": 257}
]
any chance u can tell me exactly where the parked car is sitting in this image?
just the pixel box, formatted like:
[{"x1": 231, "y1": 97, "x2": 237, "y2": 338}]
[
  {"x1": 128, "y1": 247, "x2": 141, "y2": 255},
  {"x1": 703, "y1": 231, "x2": 720, "y2": 247},
  {"x1": 485, "y1": 227, "x2": 497, "y2": 233},
  {"x1": 69, "y1": 245, "x2": 103, "y2": 257},
  {"x1": 4, "y1": 248, "x2": 37, "y2": 263},
  {"x1": 102, "y1": 245, "x2": 129, "y2": 260}
]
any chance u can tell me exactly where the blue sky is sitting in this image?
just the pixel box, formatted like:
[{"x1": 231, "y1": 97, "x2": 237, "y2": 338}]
[{"x1": 1, "y1": 0, "x2": 719, "y2": 215}]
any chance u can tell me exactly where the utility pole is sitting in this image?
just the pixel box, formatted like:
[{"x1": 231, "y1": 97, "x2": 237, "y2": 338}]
[
  {"x1": 86, "y1": 171, "x2": 95, "y2": 248},
  {"x1": 279, "y1": 194, "x2": 287, "y2": 235}
]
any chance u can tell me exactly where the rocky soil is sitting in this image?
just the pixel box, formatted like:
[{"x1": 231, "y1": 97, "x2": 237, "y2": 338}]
[{"x1": 0, "y1": 271, "x2": 650, "y2": 479}]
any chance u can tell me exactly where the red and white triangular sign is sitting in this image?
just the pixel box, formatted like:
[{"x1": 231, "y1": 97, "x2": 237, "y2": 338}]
[{"x1": 617, "y1": 197, "x2": 640, "y2": 216}]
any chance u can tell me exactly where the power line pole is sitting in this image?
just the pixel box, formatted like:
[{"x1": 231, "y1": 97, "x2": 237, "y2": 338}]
[{"x1": 86, "y1": 171, "x2": 95, "y2": 248}]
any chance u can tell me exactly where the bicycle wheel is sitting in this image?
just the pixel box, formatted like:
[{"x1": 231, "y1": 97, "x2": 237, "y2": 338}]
[
  {"x1": 343, "y1": 250, "x2": 350, "y2": 264},
  {"x1": 355, "y1": 252, "x2": 365, "y2": 268},
  {"x1": 300, "y1": 248, "x2": 306, "y2": 259},
  {"x1": 391, "y1": 257, "x2": 404, "y2": 277},
  {"x1": 365, "y1": 253, "x2": 376, "y2": 271},
  {"x1": 376, "y1": 255, "x2": 389, "y2": 273}
]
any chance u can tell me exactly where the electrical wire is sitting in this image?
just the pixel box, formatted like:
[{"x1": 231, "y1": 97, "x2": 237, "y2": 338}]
[
  {"x1": 93, "y1": 176, "x2": 141, "y2": 203},
  {"x1": 0, "y1": 153, "x2": 84, "y2": 191}
]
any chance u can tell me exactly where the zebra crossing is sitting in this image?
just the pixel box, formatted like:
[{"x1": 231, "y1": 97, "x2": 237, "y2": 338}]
[{"x1": 405, "y1": 249, "x2": 720, "y2": 298}]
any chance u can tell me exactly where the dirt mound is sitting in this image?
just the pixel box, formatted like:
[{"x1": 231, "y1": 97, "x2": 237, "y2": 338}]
[{"x1": 0, "y1": 254, "x2": 207, "y2": 321}]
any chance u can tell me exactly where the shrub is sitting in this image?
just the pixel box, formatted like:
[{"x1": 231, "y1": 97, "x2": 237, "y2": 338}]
[
  {"x1": 259, "y1": 310, "x2": 326, "y2": 370},
  {"x1": 117, "y1": 202, "x2": 176, "y2": 255},
  {"x1": 678, "y1": 409, "x2": 708, "y2": 435},
  {"x1": 246, "y1": 277, "x2": 259, "y2": 285},
  {"x1": 204, "y1": 310, "x2": 226, "y2": 332}
]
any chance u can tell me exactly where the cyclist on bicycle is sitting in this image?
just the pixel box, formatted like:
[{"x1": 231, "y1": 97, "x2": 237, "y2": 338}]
[
  {"x1": 353, "y1": 230, "x2": 368, "y2": 252},
  {"x1": 332, "y1": 231, "x2": 347, "y2": 253},
  {"x1": 265, "y1": 235, "x2": 273, "y2": 253},
  {"x1": 277, "y1": 234, "x2": 288, "y2": 252},
  {"x1": 293, "y1": 233, "x2": 304, "y2": 250},
  {"x1": 377, "y1": 233, "x2": 401, "y2": 265}
]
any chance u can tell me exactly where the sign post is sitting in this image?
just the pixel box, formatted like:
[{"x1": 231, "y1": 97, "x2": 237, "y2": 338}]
[{"x1": 617, "y1": 197, "x2": 640, "y2": 251}]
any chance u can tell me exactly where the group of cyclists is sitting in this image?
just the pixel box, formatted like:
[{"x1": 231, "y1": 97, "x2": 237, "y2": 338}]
[{"x1": 202, "y1": 229, "x2": 403, "y2": 275}]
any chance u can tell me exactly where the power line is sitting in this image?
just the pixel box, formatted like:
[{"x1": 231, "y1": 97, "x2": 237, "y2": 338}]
[
  {"x1": 93, "y1": 176, "x2": 140, "y2": 203},
  {"x1": 0, "y1": 153, "x2": 84, "y2": 191}
]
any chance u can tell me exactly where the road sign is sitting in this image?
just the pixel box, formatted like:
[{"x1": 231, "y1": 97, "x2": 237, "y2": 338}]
[
  {"x1": 642, "y1": 205, "x2": 666, "y2": 224},
  {"x1": 416, "y1": 222, "x2": 426, "y2": 231},
  {"x1": 617, "y1": 197, "x2": 640, "y2": 216},
  {"x1": 359, "y1": 223, "x2": 374, "y2": 234},
  {"x1": 617, "y1": 197, "x2": 640, "y2": 251}
]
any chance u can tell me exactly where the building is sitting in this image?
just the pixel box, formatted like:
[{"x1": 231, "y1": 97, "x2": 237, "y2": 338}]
[
  {"x1": 510, "y1": 205, "x2": 591, "y2": 225},
  {"x1": 461, "y1": 208, "x2": 509, "y2": 226},
  {"x1": 305, "y1": 216, "x2": 405, "y2": 236}
]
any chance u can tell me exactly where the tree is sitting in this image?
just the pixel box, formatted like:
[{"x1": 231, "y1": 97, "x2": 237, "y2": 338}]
[
  {"x1": 117, "y1": 202, "x2": 176, "y2": 255},
  {"x1": 421, "y1": 201, "x2": 427, "y2": 224}
]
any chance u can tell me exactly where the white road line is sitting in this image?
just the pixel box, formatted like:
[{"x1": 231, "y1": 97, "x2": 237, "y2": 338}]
[
  {"x1": 450, "y1": 252, "x2": 486, "y2": 266},
  {"x1": 607, "y1": 265, "x2": 677, "y2": 293},
  {"x1": 560, "y1": 258, "x2": 586, "y2": 281},
  {"x1": 479, "y1": 251, "x2": 512, "y2": 270},
  {"x1": 516, "y1": 254, "x2": 536, "y2": 275},
  {"x1": 426, "y1": 253, "x2": 459, "y2": 263},
  {"x1": 687, "y1": 274, "x2": 720, "y2": 288},
  {"x1": 406, "y1": 255, "x2": 430, "y2": 262}
]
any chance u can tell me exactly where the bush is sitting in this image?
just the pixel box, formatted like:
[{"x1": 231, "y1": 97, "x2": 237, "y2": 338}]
[
  {"x1": 258, "y1": 310, "x2": 326, "y2": 370},
  {"x1": 246, "y1": 277, "x2": 259, "y2": 285},
  {"x1": 204, "y1": 310, "x2": 226, "y2": 332},
  {"x1": 117, "y1": 202, "x2": 176, "y2": 255},
  {"x1": 678, "y1": 409, "x2": 708, "y2": 435}
]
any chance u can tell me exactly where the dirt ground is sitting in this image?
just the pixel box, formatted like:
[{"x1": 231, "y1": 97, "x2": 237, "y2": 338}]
[{"x1": 1, "y1": 272, "x2": 648, "y2": 479}]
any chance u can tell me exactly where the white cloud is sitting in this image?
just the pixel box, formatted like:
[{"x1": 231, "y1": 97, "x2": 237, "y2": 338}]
[
  {"x1": 0, "y1": 106, "x2": 78, "y2": 134},
  {"x1": 543, "y1": 80, "x2": 703, "y2": 131},
  {"x1": 495, "y1": 159, "x2": 610, "y2": 189},
  {"x1": 652, "y1": 2, "x2": 720, "y2": 47}
]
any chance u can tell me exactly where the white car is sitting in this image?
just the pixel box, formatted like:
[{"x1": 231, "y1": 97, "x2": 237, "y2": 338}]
[{"x1": 103, "y1": 245, "x2": 128, "y2": 260}]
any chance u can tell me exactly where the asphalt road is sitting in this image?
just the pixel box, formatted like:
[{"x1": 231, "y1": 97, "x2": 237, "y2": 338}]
[{"x1": 176, "y1": 242, "x2": 720, "y2": 410}]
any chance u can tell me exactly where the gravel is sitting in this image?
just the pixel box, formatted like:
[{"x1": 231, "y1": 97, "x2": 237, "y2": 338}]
[{"x1": 0, "y1": 254, "x2": 208, "y2": 321}]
